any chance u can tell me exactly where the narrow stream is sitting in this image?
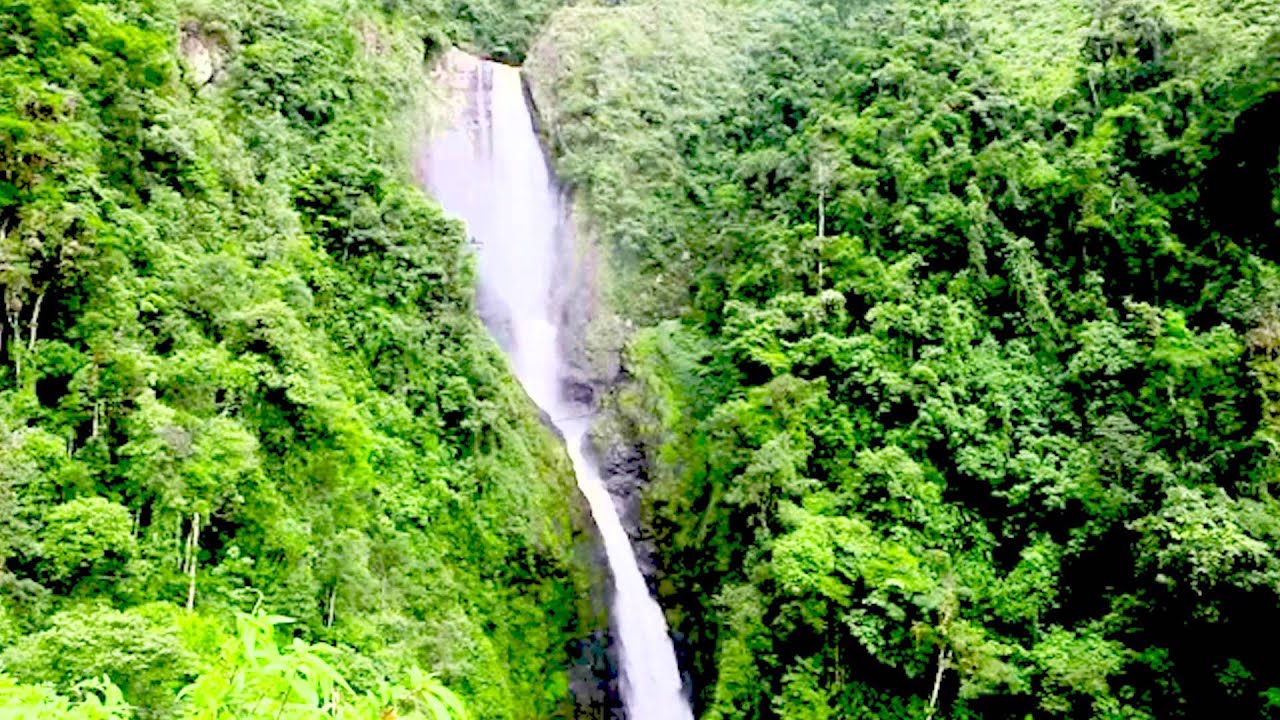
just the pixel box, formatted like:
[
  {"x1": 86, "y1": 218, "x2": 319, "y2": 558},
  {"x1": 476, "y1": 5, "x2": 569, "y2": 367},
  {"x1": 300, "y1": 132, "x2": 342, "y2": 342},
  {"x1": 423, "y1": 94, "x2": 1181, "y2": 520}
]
[{"x1": 420, "y1": 56, "x2": 693, "y2": 720}]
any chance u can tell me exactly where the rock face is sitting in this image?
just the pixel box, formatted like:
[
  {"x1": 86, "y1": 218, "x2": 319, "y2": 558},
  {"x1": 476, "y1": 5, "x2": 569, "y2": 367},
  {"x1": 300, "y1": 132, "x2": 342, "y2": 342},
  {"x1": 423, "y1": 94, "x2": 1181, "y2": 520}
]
[
  {"x1": 179, "y1": 22, "x2": 228, "y2": 89},
  {"x1": 600, "y1": 442, "x2": 662, "y2": 583},
  {"x1": 422, "y1": 50, "x2": 483, "y2": 138},
  {"x1": 523, "y1": 55, "x2": 664, "y2": 583}
]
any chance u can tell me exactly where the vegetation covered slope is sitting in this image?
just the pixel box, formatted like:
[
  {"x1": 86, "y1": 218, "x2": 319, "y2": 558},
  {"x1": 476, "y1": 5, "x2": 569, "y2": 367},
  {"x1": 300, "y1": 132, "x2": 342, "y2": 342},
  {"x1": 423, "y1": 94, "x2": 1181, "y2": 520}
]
[
  {"x1": 527, "y1": 0, "x2": 1280, "y2": 717},
  {"x1": 0, "y1": 0, "x2": 593, "y2": 717}
]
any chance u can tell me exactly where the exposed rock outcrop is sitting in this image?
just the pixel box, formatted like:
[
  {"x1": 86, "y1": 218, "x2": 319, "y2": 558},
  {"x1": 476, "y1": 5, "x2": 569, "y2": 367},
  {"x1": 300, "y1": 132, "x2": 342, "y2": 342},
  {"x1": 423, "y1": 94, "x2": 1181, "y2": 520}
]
[{"x1": 179, "y1": 21, "x2": 229, "y2": 89}]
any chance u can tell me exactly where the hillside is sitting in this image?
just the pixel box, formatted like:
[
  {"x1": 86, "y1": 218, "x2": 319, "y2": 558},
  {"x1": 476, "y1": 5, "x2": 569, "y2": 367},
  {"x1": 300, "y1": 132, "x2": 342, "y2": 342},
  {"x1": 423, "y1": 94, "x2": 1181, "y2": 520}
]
[
  {"x1": 5, "y1": 0, "x2": 1280, "y2": 717},
  {"x1": 526, "y1": 0, "x2": 1280, "y2": 717},
  {"x1": 0, "y1": 1, "x2": 593, "y2": 718}
]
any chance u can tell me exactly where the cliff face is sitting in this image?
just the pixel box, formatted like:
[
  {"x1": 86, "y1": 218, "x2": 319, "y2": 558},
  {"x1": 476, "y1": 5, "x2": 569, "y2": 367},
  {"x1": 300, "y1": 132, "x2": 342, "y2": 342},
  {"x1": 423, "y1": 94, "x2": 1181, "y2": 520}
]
[{"x1": 521, "y1": 48, "x2": 662, "y2": 565}]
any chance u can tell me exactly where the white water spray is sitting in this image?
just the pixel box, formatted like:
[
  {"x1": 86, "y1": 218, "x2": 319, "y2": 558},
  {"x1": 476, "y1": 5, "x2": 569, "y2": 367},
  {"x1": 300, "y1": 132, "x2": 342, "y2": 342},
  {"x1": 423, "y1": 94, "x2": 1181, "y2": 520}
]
[{"x1": 421, "y1": 54, "x2": 693, "y2": 720}]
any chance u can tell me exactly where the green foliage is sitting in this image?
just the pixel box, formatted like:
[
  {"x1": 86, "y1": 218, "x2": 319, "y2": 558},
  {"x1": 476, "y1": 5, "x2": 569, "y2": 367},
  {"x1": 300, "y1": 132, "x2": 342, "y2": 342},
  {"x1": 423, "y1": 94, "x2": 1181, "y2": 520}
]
[
  {"x1": 1, "y1": 605, "x2": 196, "y2": 718},
  {"x1": 446, "y1": 0, "x2": 565, "y2": 62},
  {"x1": 1030, "y1": 627, "x2": 1127, "y2": 714},
  {"x1": 0, "y1": 610, "x2": 471, "y2": 720},
  {"x1": 38, "y1": 498, "x2": 135, "y2": 589},
  {"x1": 0, "y1": 673, "x2": 129, "y2": 720},
  {"x1": 1133, "y1": 485, "x2": 1277, "y2": 595},
  {"x1": 527, "y1": 0, "x2": 1280, "y2": 717},
  {"x1": 0, "y1": 0, "x2": 596, "y2": 718},
  {"x1": 180, "y1": 613, "x2": 468, "y2": 720}
]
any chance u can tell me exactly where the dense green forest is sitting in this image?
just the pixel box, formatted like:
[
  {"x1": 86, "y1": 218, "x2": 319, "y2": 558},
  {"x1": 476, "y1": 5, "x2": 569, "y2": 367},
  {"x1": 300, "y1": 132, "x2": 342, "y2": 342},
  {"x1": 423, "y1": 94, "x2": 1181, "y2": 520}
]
[
  {"x1": 526, "y1": 0, "x2": 1280, "y2": 718},
  {"x1": 7, "y1": 0, "x2": 1280, "y2": 717},
  {"x1": 0, "y1": 0, "x2": 594, "y2": 718}
]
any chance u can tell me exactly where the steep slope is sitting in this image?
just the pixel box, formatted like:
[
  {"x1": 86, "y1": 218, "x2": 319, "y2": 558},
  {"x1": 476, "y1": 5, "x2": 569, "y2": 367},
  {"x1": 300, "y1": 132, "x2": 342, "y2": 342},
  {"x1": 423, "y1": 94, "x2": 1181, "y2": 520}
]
[
  {"x1": 0, "y1": 0, "x2": 597, "y2": 717},
  {"x1": 527, "y1": 0, "x2": 1280, "y2": 717}
]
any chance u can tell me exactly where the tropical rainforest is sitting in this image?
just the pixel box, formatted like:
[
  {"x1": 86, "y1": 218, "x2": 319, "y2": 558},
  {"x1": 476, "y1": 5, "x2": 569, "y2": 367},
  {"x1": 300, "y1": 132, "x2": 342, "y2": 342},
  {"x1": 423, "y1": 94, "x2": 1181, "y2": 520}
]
[
  {"x1": 3, "y1": 0, "x2": 1280, "y2": 718},
  {"x1": 525, "y1": 0, "x2": 1280, "y2": 718},
  {"x1": 0, "y1": 0, "x2": 595, "y2": 718}
]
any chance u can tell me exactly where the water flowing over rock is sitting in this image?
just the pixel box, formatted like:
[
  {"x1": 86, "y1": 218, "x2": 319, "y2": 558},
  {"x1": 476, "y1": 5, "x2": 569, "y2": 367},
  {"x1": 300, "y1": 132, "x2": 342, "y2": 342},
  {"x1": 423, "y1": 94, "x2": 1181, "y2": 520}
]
[{"x1": 419, "y1": 50, "x2": 693, "y2": 720}]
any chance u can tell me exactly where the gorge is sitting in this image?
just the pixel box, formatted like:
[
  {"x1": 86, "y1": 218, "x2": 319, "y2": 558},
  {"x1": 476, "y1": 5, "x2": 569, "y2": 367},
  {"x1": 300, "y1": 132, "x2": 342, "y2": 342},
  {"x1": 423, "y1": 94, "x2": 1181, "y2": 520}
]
[
  {"x1": 420, "y1": 53, "x2": 693, "y2": 720},
  {"x1": 1, "y1": 0, "x2": 1279, "y2": 718}
]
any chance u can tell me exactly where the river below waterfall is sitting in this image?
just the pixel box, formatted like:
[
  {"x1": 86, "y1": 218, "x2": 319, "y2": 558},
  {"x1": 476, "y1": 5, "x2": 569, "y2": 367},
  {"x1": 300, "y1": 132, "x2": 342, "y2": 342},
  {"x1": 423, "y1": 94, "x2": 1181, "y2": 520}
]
[{"x1": 419, "y1": 53, "x2": 693, "y2": 720}]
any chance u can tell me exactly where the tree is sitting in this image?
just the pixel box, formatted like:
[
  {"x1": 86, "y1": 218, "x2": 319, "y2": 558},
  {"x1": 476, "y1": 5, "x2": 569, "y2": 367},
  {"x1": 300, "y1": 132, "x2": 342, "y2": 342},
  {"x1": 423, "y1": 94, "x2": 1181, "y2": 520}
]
[
  {"x1": 0, "y1": 605, "x2": 196, "y2": 719},
  {"x1": 38, "y1": 498, "x2": 135, "y2": 590}
]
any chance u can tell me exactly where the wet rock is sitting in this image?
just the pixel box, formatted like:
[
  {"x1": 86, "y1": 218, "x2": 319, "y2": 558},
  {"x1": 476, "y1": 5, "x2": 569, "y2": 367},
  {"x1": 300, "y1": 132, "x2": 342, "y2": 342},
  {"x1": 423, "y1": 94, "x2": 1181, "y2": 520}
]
[
  {"x1": 570, "y1": 629, "x2": 623, "y2": 720},
  {"x1": 599, "y1": 442, "x2": 660, "y2": 584},
  {"x1": 563, "y1": 378, "x2": 596, "y2": 406}
]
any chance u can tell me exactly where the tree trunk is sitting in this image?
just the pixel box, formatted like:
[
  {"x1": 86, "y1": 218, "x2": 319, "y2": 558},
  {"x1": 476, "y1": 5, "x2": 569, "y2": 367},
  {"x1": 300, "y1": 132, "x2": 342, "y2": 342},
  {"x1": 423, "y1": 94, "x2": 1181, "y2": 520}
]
[
  {"x1": 7, "y1": 310, "x2": 20, "y2": 379},
  {"x1": 818, "y1": 190, "x2": 826, "y2": 287},
  {"x1": 186, "y1": 512, "x2": 200, "y2": 611},
  {"x1": 27, "y1": 290, "x2": 44, "y2": 353},
  {"x1": 818, "y1": 189, "x2": 826, "y2": 240},
  {"x1": 928, "y1": 573, "x2": 959, "y2": 716},
  {"x1": 928, "y1": 646, "x2": 951, "y2": 716}
]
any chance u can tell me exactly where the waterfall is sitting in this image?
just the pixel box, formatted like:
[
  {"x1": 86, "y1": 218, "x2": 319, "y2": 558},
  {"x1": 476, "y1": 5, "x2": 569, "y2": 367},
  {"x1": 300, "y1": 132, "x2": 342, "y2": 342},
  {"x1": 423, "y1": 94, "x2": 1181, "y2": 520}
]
[{"x1": 420, "y1": 54, "x2": 694, "y2": 720}]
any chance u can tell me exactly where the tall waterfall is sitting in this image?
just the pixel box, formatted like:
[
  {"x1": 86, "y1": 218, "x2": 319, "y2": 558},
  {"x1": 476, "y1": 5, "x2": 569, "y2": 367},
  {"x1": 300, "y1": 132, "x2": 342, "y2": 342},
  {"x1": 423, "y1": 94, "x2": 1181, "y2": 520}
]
[{"x1": 420, "y1": 54, "x2": 693, "y2": 720}]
